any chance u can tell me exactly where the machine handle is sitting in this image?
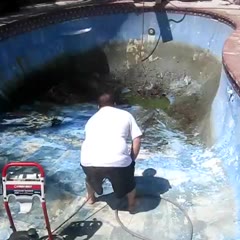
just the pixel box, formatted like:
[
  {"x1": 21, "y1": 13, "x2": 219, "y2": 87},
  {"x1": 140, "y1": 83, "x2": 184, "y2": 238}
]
[{"x1": 2, "y1": 162, "x2": 45, "y2": 178}]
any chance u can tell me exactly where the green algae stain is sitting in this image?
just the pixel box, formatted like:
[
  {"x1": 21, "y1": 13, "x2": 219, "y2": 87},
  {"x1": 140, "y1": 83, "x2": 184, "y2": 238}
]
[{"x1": 123, "y1": 93, "x2": 170, "y2": 111}]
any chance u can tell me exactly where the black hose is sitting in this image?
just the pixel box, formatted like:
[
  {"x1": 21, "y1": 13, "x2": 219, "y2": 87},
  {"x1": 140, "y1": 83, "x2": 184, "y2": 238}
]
[
  {"x1": 45, "y1": 195, "x2": 193, "y2": 240},
  {"x1": 52, "y1": 198, "x2": 89, "y2": 234},
  {"x1": 39, "y1": 194, "x2": 193, "y2": 240},
  {"x1": 39, "y1": 197, "x2": 90, "y2": 240}
]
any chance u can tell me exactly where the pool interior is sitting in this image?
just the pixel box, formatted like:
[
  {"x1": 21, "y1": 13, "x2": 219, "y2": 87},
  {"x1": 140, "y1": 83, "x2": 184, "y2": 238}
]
[
  {"x1": 0, "y1": 12, "x2": 238, "y2": 240},
  {"x1": 0, "y1": 38, "x2": 234, "y2": 239}
]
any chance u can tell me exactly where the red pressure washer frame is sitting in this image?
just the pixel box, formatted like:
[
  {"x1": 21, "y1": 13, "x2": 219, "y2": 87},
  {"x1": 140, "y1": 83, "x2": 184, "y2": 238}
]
[{"x1": 2, "y1": 162, "x2": 53, "y2": 240}]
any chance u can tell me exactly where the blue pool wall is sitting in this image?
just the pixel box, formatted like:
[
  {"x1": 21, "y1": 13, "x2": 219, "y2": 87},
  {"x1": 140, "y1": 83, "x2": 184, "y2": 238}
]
[
  {"x1": 0, "y1": 9, "x2": 240, "y2": 229},
  {"x1": 0, "y1": 12, "x2": 233, "y2": 102},
  {"x1": 211, "y1": 68, "x2": 240, "y2": 228}
]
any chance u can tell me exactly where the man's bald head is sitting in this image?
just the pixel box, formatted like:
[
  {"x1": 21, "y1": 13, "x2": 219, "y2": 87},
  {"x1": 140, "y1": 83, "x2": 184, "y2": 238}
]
[{"x1": 98, "y1": 93, "x2": 115, "y2": 108}]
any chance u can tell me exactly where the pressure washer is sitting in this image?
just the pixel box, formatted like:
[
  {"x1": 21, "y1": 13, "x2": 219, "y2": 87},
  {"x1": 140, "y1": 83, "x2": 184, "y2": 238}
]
[{"x1": 2, "y1": 162, "x2": 62, "y2": 240}]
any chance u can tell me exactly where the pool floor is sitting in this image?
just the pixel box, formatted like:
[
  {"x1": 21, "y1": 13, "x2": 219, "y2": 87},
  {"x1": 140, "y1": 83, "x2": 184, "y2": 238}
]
[{"x1": 0, "y1": 102, "x2": 237, "y2": 240}]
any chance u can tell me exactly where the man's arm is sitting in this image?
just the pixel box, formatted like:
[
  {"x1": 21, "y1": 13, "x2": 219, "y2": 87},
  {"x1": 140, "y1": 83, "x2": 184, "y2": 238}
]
[
  {"x1": 130, "y1": 136, "x2": 141, "y2": 161},
  {"x1": 128, "y1": 113, "x2": 142, "y2": 161}
]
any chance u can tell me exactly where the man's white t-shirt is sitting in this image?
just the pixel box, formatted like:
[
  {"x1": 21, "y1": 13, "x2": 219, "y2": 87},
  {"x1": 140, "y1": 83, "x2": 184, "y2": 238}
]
[{"x1": 80, "y1": 106, "x2": 142, "y2": 167}]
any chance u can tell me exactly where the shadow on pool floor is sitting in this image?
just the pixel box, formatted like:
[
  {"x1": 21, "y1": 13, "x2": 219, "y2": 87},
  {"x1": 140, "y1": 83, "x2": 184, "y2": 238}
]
[{"x1": 59, "y1": 219, "x2": 103, "y2": 240}]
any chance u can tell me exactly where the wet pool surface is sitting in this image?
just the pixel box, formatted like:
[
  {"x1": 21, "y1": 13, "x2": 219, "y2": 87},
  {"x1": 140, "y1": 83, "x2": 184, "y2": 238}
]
[{"x1": 0, "y1": 101, "x2": 237, "y2": 240}]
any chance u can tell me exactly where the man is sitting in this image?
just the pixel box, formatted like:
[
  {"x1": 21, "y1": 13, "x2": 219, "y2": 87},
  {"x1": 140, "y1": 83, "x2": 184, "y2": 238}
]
[{"x1": 80, "y1": 93, "x2": 142, "y2": 211}]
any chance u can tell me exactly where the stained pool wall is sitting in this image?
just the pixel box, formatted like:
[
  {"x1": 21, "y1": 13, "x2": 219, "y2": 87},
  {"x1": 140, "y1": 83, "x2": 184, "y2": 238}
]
[
  {"x1": 1, "y1": 9, "x2": 240, "y2": 232},
  {"x1": 211, "y1": 68, "x2": 240, "y2": 233},
  {"x1": 0, "y1": 12, "x2": 233, "y2": 105}
]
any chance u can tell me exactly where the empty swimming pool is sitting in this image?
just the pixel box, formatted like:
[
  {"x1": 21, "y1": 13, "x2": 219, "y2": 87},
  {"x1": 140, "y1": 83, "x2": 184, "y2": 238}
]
[{"x1": 0, "y1": 4, "x2": 239, "y2": 240}]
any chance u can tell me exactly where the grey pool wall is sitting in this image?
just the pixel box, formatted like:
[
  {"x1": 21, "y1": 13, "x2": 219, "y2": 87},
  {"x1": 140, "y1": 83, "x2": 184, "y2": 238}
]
[{"x1": 1, "y1": 6, "x2": 240, "y2": 236}]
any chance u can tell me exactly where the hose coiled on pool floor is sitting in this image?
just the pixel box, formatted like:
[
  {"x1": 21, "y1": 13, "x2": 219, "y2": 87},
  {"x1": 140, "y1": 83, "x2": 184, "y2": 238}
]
[
  {"x1": 40, "y1": 194, "x2": 193, "y2": 240},
  {"x1": 115, "y1": 196, "x2": 193, "y2": 240}
]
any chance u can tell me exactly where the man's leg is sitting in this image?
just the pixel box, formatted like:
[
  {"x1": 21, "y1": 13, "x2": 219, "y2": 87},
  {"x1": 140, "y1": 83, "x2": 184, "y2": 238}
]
[
  {"x1": 85, "y1": 180, "x2": 96, "y2": 204},
  {"x1": 109, "y1": 162, "x2": 137, "y2": 212},
  {"x1": 81, "y1": 165, "x2": 104, "y2": 204},
  {"x1": 127, "y1": 188, "x2": 137, "y2": 212}
]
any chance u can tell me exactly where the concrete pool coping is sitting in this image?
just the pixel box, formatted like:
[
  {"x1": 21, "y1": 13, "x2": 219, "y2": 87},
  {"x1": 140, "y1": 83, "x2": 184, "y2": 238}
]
[{"x1": 0, "y1": 0, "x2": 239, "y2": 95}]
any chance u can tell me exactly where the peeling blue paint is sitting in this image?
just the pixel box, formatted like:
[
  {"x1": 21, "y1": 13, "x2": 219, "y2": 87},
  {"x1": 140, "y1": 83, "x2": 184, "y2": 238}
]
[{"x1": 1, "y1": 11, "x2": 239, "y2": 240}]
